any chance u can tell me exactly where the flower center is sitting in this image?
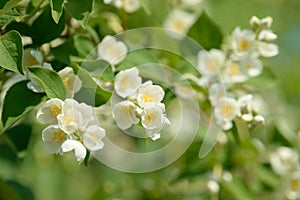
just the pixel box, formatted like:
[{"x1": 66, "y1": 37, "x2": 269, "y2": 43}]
[
  {"x1": 90, "y1": 133, "x2": 97, "y2": 140},
  {"x1": 65, "y1": 117, "x2": 75, "y2": 125},
  {"x1": 52, "y1": 130, "x2": 66, "y2": 144},
  {"x1": 106, "y1": 46, "x2": 118, "y2": 57},
  {"x1": 173, "y1": 20, "x2": 184, "y2": 31},
  {"x1": 290, "y1": 178, "x2": 300, "y2": 190},
  {"x1": 145, "y1": 112, "x2": 156, "y2": 123},
  {"x1": 50, "y1": 105, "x2": 62, "y2": 118},
  {"x1": 143, "y1": 94, "x2": 153, "y2": 103},
  {"x1": 230, "y1": 63, "x2": 240, "y2": 75},
  {"x1": 63, "y1": 77, "x2": 70, "y2": 89},
  {"x1": 238, "y1": 39, "x2": 250, "y2": 51},
  {"x1": 221, "y1": 104, "x2": 232, "y2": 116}
]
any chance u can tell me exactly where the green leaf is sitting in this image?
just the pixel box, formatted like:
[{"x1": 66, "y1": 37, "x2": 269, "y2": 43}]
[
  {"x1": 254, "y1": 165, "x2": 281, "y2": 189},
  {"x1": 0, "y1": 143, "x2": 19, "y2": 164},
  {"x1": 5, "y1": 180, "x2": 35, "y2": 200},
  {"x1": 31, "y1": 5, "x2": 65, "y2": 46},
  {"x1": 28, "y1": 66, "x2": 66, "y2": 100},
  {"x1": 64, "y1": 0, "x2": 94, "y2": 28},
  {"x1": 0, "y1": 30, "x2": 23, "y2": 74},
  {"x1": 70, "y1": 63, "x2": 112, "y2": 106},
  {"x1": 5, "y1": 124, "x2": 32, "y2": 152},
  {"x1": 49, "y1": 0, "x2": 65, "y2": 23},
  {"x1": 0, "y1": 9, "x2": 21, "y2": 27},
  {"x1": 1, "y1": 81, "x2": 44, "y2": 130},
  {"x1": 223, "y1": 177, "x2": 254, "y2": 200},
  {"x1": 0, "y1": 0, "x2": 21, "y2": 15},
  {"x1": 188, "y1": 12, "x2": 223, "y2": 50}
]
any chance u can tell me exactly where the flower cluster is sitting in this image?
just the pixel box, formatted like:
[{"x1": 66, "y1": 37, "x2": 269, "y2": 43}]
[
  {"x1": 269, "y1": 146, "x2": 300, "y2": 200},
  {"x1": 112, "y1": 67, "x2": 169, "y2": 140},
  {"x1": 179, "y1": 16, "x2": 277, "y2": 130},
  {"x1": 37, "y1": 98, "x2": 105, "y2": 162}
]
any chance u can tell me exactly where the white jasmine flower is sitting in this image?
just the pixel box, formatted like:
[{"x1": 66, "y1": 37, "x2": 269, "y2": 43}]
[
  {"x1": 231, "y1": 27, "x2": 256, "y2": 56},
  {"x1": 37, "y1": 98, "x2": 64, "y2": 124},
  {"x1": 141, "y1": 105, "x2": 169, "y2": 140},
  {"x1": 112, "y1": 100, "x2": 140, "y2": 130},
  {"x1": 163, "y1": 9, "x2": 196, "y2": 39},
  {"x1": 61, "y1": 140, "x2": 87, "y2": 162},
  {"x1": 214, "y1": 97, "x2": 239, "y2": 130},
  {"x1": 83, "y1": 125, "x2": 105, "y2": 151},
  {"x1": 209, "y1": 83, "x2": 226, "y2": 106},
  {"x1": 97, "y1": 35, "x2": 128, "y2": 66},
  {"x1": 42, "y1": 125, "x2": 67, "y2": 154},
  {"x1": 240, "y1": 54, "x2": 263, "y2": 77},
  {"x1": 114, "y1": 67, "x2": 142, "y2": 98},
  {"x1": 224, "y1": 59, "x2": 248, "y2": 83},
  {"x1": 135, "y1": 82, "x2": 165, "y2": 108},
  {"x1": 270, "y1": 147, "x2": 299, "y2": 176},
  {"x1": 285, "y1": 171, "x2": 300, "y2": 200},
  {"x1": 57, "y1": 99, "x2": 94, "y2": 134},
  {"x1": 197, "y1": 49, "x2": 225, "y2": 77},
  {"x1": 58, "y1": 67, "x2": 82, "y2": 98}
]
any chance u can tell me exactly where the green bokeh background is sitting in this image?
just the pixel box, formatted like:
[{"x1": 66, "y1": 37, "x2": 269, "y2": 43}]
[{"x1": 1, "y1": 0, "x2": 300, "y2": 199}]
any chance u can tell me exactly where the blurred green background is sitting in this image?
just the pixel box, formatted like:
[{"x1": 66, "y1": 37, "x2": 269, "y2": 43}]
[{"x1": 1, "y1": 0, "x2": 300, "y2": 199}]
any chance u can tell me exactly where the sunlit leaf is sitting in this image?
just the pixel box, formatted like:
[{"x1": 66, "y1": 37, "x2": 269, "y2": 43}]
[
  {"x1": 0, "y1": 30, "x2": 23, "y2": 74},
  {"x1": 28, "y1": 66, "x2": 66, "y2": 100}
]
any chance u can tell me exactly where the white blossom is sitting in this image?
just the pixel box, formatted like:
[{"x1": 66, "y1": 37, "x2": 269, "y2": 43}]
[
  {"x1": 163, "y1": 9, "x2": 196, "y2": 39},
  {"x1": 223, "y1": 59, "x2": 248, "y2": 83},
  {"x1": 238, "y1": 94, "x2": 254, "y2": 122},
  {"x1": 135, "y1": 81, "x2": 165, "y2": 108},
  {"x1": 197, "y1": 49, "x2": 225, "y2": 77},
  {"x1": 270, "y1": 146, "x2": 299, "y2": 176},
  {"x1": 37, "y1": 98, "x2": 64, "y2": 124},
  {"x1": 58, "y1": 67, "x2": 82, "y2": 98},
  {"x1": 141, "y1": 105, "x2": 169, "y2": 140},
  {"x1": 174, "y1": 84, "x2": 195, "y2": 100},
  {"x1": 83, "y1": 125, "x2": 105, "y2": 151},
  {"x1": 114, "y1": 67, "x2": 142, "y2": 98},
  {"x1": 42, "y1": 125, "x2": 67, "y2": 154},
  {"x1": 61, "y1": 140, "x2": 87, "y2": 162},
  {"x1": 112, "y1": 100, "x2": 140, "y2": 130},
  {"x1": 57, "y1": 99, "x2": 94, "y2": 134},
  {"x1": 97, "y1": 35, "x2": 128, "y2": 66},
  {"x1": 231, "y1": 27, "x2": 256, "y2": 56},
  {"x1": 214, "y1": 97, "x2": 240, "y2": 130},
  {"x1": 240, "y1": 54, "x2": 263, "y2": 77}
]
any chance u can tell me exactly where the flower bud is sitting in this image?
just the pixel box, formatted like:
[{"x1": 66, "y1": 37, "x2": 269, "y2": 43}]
[
  {"x1": 249, "y1": 16, "x2": 260, "y2": 29},
  {"x1": 261, "y1": 16, "x2": 273, "y2": 29}
]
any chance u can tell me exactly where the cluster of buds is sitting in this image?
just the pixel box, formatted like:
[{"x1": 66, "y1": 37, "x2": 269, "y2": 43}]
[{"x1": 112, "y1": 67, "x2": 170, "y2": 140}]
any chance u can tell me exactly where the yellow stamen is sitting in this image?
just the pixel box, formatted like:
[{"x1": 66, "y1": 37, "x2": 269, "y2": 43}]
[
  {"x1": 50, "y1": 105, "x2": 62, "y2": 118},
  {"x1": 52, "y1": 130, "x2": 66, "y2": 144},
  {"x1": 143, "y1": 94, "x2": 153, "y2": 103},
  {"x1": 238, "y1": 39, "x2": 250, "y2": 51},
  {"x1": 230, "y1": 63, "x2": 240, "y2": 75},
  {"x1": 65, "y1": 117, "x2": 75, "y2": 125},
  {"x1": 221, "y1": 104, "x2": 232, "y2": 116},
  {"x1": 145, "y1": 113, "x2": 156, "y2": 123},
  {"x1": 290, "y1": 178, "x2": 300, "y2": 190},
  {"x1": 90, "y1": 133, "x2": 97, "y2": 140},
  {"x1": 173, "y1": 20, "x2": 184, "y2": 31},
  {"x1": 63, "y1": 77, "x2": 70, "y2": 89}
]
